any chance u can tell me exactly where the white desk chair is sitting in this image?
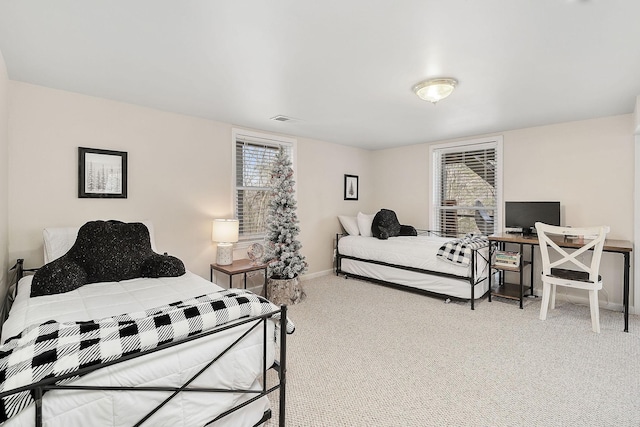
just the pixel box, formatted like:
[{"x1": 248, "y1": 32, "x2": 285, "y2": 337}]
[{"x1": 535, "y1": 222, "x2": 609, "y2": 333}]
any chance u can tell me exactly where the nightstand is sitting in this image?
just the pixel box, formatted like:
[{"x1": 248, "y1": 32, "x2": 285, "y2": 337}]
[{"x1": 210, "y1": 259, "x2": 268, "y2": 297}]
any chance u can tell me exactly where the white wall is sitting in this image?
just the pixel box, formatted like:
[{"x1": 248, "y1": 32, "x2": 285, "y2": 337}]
[
  {"x1": 7, "y1": 82, "x2": 371, "y2": 280},
  {"x1": 369, "y1": 144, "x2": 430, "y2": 229},
  {"x1": 371, "y1": 114, "x2": 635, "y2": 310},
  {"x1": 634, "y1": 95, "x2": 640, "y2": 314},
  {"x1": 502, "y1": 115, "x2": 633, "y2": 236},
  {"x1": 0, "y1": 50, "x2": 8, "y2": 297},
  {"x1": 635, "y1": 96, "x2": 640, "y2": 134},
  {"x1": 297, "y1": 136, "x2": 374, "y2": 277}
]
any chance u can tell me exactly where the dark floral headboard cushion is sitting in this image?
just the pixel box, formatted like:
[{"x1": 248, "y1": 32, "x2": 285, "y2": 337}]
[
  {"x1": 372, "y1": 209, "x2": 418, "y2": 240},
  {"x1": 372, "y1": 209, "x2": 402, "y2": 239},
  {"x1": 31, "y1": 220, "x2": 185, "y2": 297}
]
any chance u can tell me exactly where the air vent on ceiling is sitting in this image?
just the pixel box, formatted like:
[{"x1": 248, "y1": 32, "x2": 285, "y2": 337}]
[{"x1": 270, "y1": 115, "x2": 295, "y2": 122}]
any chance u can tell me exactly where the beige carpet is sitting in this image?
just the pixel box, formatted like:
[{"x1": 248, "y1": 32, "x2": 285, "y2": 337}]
[{"x1": 265, "y1": 274, "x2": 640, "y2": 427}]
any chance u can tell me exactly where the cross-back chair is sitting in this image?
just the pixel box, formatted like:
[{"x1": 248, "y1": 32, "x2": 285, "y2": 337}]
[{"x1": 535, "y1": 222, "x2": 609, "y2": 333}]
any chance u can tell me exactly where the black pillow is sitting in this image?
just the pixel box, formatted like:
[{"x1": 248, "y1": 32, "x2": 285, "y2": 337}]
[
  {"x1": 31, "y1": 260, "x2": 88, "y2": 296},
  {"x1": 31, "y1": 220, "x2": 185, "y2": 297},
  {"x1": 398, "y1": 225, "x2": 418, "y2": 236},
  {"x1": 372, "y1": 209, "x2": 402, "y2": 240},
  {"x1": 141, "y1": 253, "x2": 186, "y2": 278}
]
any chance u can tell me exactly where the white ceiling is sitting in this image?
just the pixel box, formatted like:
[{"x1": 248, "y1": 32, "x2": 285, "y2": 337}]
[{"x1": 1, "y1": 0, "x2": 639, "y2": 150}]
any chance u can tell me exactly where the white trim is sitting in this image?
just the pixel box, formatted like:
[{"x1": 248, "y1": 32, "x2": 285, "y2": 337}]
[
  {"x1": 527, "y1": 287, "x2": 624, "y2": 313},
  {"x1": 232, "y1": 128, "x2": 297, "y2": 146},
  {"x1": 300, "y1": 269, "x2": 333, "y2": 281},
  {"x1": 633, "y1": 132, "x2": 639, "y2": 315},
  {"x1": 429, "y1": 135, "x2": 502, "y2": 153},
  {"x1": 634, "y1": 95, "x2": 639, "y2": 315},
  {"x1": 231, "y1": 128, "x2": 298, "y2": 243},
  {"x1": 428, "y1": 136, "x2": 503, "y2": 233}
]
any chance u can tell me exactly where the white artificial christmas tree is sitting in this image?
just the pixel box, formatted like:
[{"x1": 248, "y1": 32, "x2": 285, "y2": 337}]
[
  {"x1": 263, "y1": 146, "x2": 308, "y2": 280},
  {"x1": 262, "y1": 147, "x2": 307, "y2": 304}
]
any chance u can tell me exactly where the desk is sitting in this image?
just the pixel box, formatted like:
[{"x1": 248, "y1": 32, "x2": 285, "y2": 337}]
[
  {"x1": 210, "y1": 259, "x2": 268, "y2": 297},
  {"x1": 488, "y1": 233, "x2": 633, "y2": 332}
]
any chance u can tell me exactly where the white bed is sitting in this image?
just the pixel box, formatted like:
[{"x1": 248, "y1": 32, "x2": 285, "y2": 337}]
[
  {"x1": 0, "y1": 224, "x2": 284, "y2": 427},
  {"x1": 337, "y1": 234, "x2": 490, "y2": 306}
]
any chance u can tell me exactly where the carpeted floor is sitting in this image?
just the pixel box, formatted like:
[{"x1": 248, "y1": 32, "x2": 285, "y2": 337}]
[{"x1": 265, "y1": 274, "x2": 640, "y2": 426}]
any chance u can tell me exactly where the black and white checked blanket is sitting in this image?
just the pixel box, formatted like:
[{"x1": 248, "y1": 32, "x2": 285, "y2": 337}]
[
  {"x1": 436, "y1": 234, "x2": 488, "y2": 266},
  {"x1": 0, "y1": 289, "x2": 293, "y2": 424}
]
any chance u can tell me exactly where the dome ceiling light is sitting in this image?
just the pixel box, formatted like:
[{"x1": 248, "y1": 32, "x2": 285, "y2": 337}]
[{"x1": 413, "y1": 78, "x2": 458, "y2": 104}]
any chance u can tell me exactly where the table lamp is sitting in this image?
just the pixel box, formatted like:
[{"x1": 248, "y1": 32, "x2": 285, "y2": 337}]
[{"x1": 212, "y1": 219, "x2": 239, "y2": 265}]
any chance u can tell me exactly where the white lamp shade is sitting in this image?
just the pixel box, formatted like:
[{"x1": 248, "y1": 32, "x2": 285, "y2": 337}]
[{"x1": 212, "y1": 219, "x2": 239, "y2": 243}]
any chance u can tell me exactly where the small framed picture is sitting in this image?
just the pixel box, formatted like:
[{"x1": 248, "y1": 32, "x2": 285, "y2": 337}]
[
  {"x1": 78, "y1": 147, "x2": 128, "y2": 198},
  {"x1": 344, "y1": 174, "x2": 359, "y2": 200}
]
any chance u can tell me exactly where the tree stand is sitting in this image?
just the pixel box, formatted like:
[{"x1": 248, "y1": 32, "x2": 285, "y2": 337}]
[{"x1": 267, "y1": 277, "x2": 306, "y2": 305}]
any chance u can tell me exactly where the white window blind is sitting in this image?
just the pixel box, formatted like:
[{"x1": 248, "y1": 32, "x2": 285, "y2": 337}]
[
  {"x1": 433, "y1": 141, "x2": 499, "y2": 237},
  {"x1": 234, "y1": 132, "x2": 293, "y2": 240}
]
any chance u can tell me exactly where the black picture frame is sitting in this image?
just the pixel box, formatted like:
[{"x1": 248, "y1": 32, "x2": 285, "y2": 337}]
[
  {"x1": 344, "y1": 174, "x2": 358, "y2": 200},
  {"x1": 78, "y1": 147, "x2": 128, "y2": 199}
]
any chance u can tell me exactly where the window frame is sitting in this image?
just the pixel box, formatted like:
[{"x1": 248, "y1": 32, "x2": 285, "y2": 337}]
[
  {"x1": 231, "y1": 128, "x2": 297, "y2": 244},
  {"x1": 428, "y1": 136, "x2": 503, "y2": 236}
]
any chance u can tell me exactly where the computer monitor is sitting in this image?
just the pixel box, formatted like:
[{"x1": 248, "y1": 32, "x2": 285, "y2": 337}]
[{"x1": 505, "y1": 201, "x2": 561, "y2": 235}]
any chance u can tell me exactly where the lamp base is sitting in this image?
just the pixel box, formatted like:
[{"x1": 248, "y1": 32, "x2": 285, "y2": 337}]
[{"x1": 216, "y1": 243, "x2": 234, "y2": 266}]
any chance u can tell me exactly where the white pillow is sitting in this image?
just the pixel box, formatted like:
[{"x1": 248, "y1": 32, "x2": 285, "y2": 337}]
[
  {"x1": 357, "y1": 212, "x2": 375, "y2": 237},
  {"x1": 338, "y1": 216, "x2": 360, "y2": 235},
  {"x1": 43, "y1": 220, "x2": 158, "y2": 264},
  {"x1": 43, "y1": 227, "x2": 79, "y2": 264}
]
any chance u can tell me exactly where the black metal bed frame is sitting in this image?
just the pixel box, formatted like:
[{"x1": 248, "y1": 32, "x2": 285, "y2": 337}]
[
  {"x1": 2, "y1": 259, "x2": 287, "y2": 427},
  {"x1": 335, "y1": 231, "x2": 490, "y2": 310}
]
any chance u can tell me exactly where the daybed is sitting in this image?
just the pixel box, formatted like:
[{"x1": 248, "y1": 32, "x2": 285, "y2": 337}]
[
  {"x1": 0, "y1": 221, "x2": 290, "y2": 427},
  {"x1": 336, "y1": 211, "x2": 490, "y2": 309}
]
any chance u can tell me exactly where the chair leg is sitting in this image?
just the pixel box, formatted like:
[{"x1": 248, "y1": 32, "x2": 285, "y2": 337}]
[
  {"x1": 589, "y1": 290, "x2": 600, "y2": 333},
  {"x1": 550, "y1": 284, "x2": 557, "y2": 310},
  {"x1": 540, "y1": 282, "x2": 551, "y2": 321}
]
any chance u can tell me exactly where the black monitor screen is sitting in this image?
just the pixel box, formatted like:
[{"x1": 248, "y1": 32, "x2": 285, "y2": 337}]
[{"x1": 505, "y1": 201, "x2": 560, "y2": 233}]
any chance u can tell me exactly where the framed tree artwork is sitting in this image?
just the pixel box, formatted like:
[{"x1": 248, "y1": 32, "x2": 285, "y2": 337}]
[
  {"x1": 344, "y1": 174, "x2": 358, "y2": 200},
  {"x1": 78, "y1": 147, "x2": 128, "y2": 198}
]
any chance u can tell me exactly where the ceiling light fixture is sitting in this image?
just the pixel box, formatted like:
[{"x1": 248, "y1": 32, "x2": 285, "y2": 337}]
[{"x1": 413, "y1": 78, "x2": 458, "y2": 104}]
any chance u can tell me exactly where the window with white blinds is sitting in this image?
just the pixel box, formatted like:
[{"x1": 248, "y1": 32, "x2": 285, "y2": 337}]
[
  {"x1": 233, "y1": 130, "x2": 294, "y2": 240},
  {"x1": 431, "y1": 138, "x2": 502, "y2": 237}
]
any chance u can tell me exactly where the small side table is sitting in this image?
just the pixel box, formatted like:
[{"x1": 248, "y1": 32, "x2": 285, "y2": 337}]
[{"x1": 210, "y1": 259, "x2": 268, "y2": 297}]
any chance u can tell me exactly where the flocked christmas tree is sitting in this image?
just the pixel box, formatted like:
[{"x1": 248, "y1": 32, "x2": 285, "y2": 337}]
[{"x1": 262, "y1": 147, "x2": 308, "y2": 280}]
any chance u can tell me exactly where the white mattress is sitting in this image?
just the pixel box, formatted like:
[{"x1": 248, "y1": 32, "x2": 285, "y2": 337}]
[
  {"x1": 338, "y1": 235, "x2": 489, "y2": 300},
  {"x1": 2, "y1": 272, "x2": 275, "y2": 427}
]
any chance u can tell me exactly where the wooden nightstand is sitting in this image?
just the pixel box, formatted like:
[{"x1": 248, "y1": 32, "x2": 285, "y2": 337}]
[{"x1": 210, "y1": 259, "x2": 268, "y2": 297}]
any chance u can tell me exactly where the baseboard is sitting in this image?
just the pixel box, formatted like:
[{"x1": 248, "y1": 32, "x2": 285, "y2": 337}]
[
  {"x1": 530, "y1": 287, "x2": 624, "y2": 313},
  {"x1": 300, "y1": 269, "x2": 333, "y2": 281}
]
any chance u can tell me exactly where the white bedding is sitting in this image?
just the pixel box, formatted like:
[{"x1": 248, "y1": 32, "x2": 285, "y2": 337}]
[
  {"x1": 1, "y1": 272, "x2": 275, "y2": 427},
  {"x1": 338, "y1": 235, "x2": 489, "y2": 300}
]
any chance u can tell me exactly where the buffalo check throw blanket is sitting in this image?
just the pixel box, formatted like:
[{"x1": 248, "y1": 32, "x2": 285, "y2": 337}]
[
  {"x1": 0, "y1": 289, "x2": 294, "y2": 423},
  {"x1": 436, "y1": 234, "x2": 489, "y2": 265}
]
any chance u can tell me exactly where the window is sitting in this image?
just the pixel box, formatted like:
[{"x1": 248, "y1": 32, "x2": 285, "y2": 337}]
[
  {"x1": 233, "y1": 129, "x2": 295, "y2": 241},
  {"x1": 430, "y1": 137, "x2": 502, "y2": 237}
]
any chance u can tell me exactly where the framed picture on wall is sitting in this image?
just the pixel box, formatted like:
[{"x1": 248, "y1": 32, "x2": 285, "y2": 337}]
[
  {"x1": 344, "y1": 174, "x2": 358, "y2": 200},
  {"x1": 78, "y1": 147, "x2": 128, "y2": 198}
]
